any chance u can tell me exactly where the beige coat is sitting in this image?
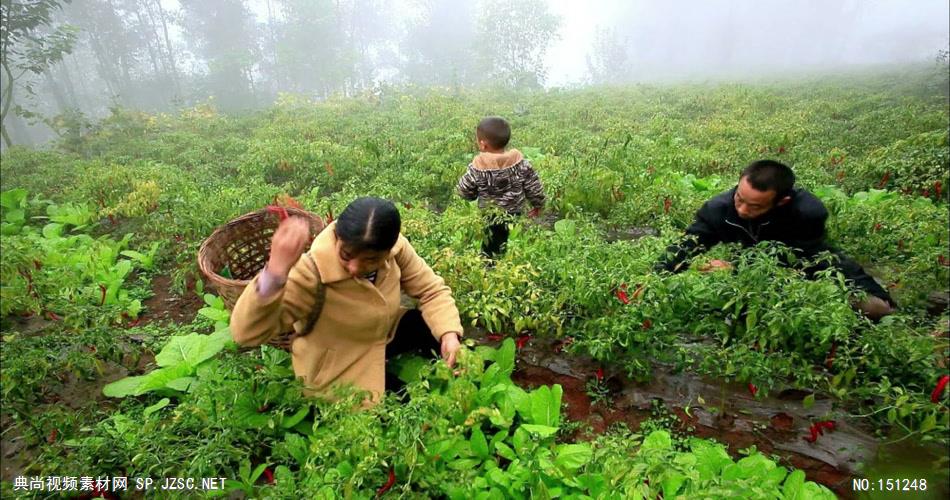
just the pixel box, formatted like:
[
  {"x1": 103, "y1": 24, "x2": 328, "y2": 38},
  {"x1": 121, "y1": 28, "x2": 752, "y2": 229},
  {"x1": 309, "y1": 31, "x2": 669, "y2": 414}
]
[{"x1": 230, "y1": 222, "x2": 463, "y2": 403}]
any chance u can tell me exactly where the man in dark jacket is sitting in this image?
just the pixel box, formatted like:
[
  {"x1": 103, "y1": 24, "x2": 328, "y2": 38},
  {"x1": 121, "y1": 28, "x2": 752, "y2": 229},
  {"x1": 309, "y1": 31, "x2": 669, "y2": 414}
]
[{"x1": 656, "y1": 159, "x2": 894, "y2": 320}]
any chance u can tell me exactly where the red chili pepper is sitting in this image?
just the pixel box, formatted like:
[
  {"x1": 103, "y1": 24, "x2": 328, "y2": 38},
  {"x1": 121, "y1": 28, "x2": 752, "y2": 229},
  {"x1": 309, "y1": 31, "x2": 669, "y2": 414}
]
[
  {"x1": 817, "y1": 420, "x2": 836, "y2": 433},
  {"x1": 663, "y1": 197, "x2": 671, "y2": 214},
  {"x1": 45, "y1": 311, "x2": 61, "y2": 321},
  {"x1": 486, "y1": 333, "x2": 504, "y2": 342},
  {"x1": 825, "y1": 341, "x2": 837, "y2": 369},
  {"x1": 804, "y1": 420, "x2": 835, "y2": 443},
  {"x1": 936, "y1": 181, "x2": 943, "y2": 199},
  {"x1": 641, "y1": 319, "x2": 652, "y2": 330},
  {"x1": 922, "y1": 188, "x2": 931, "y2": 198},
  {"x1": 931, "y1": 375, "x2": 949, "y2": 403},
  {"x1": 777, "y1": 146, "x2": 786, "y2": 154},
  {"x1": 595, "y1": 367, "x2": 604, "y2": 382},
  {"x1": 878, "y1": 171, "x2": 890, "y2": 188},
  {"x1": 47, "y1": 429, "x2": 58, "y2": 444},
  {"x1": 263, "y1": 467, "x2": 274, "y2": 484},
  {"x1": 747, "y1": 383, "x2": 758, "y2": 397},
  {"x1": 267, "y1": 205, "x2": 289, "y2": 221},
  {"x1": 515, "y1": 334, "x2": 532, "y2": 350},
  {"x1": 803, "y1": 424, "x2": 820, "y2": 443},
  {"x1": 99, "y1": 284, "x2": 107, "y2": 306},
  {"x1": 873, "y1": 223, "x2": 881, "y2": 232},
  {"x1": 127, "y1": 318, "x2": 142, "y2": 328},
  {"x1": 376, "y1": 468, "x2": 396, "y2": 497},
  {"x1": 614, "y1": 283, "x2": 630, "y2": 305}
]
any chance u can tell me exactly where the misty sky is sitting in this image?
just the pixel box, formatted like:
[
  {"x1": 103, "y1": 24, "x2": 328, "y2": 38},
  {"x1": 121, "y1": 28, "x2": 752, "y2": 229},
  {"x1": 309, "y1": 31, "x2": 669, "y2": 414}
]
[
  {"x1": 235, "y1": 0, "x2": 949, "y2": 86},
  {"x1": 544, "y1": 0, "x2": 950, "y2": 84}
]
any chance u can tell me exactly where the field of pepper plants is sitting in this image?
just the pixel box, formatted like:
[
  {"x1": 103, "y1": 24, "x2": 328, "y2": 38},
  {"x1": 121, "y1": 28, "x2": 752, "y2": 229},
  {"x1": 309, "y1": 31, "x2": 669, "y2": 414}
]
[{"x1": 1, "y1": 65, "x2": 948, "y2": 498}]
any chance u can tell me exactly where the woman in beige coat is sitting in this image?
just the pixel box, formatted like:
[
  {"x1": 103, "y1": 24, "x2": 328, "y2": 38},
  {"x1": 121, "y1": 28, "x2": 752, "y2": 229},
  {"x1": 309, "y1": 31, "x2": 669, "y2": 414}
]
[{"x1": 230, "y1": 197, "x2": 463, "y2": 404}]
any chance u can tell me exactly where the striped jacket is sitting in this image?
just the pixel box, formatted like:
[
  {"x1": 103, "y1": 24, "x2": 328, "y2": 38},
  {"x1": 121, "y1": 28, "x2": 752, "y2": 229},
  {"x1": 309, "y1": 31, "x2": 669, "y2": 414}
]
[{"x1": 457, "y1": 149, "x2": 545, "y2": 215}]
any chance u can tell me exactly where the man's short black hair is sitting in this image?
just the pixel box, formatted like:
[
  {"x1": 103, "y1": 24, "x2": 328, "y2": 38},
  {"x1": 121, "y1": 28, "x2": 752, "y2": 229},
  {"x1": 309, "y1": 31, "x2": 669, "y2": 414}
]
[
  {"x1": 741, "y1": 160, "x2": 795, "y2": 200},
  {"x1": 476, "y1": 116, "x2": 511, "y2": 149}
]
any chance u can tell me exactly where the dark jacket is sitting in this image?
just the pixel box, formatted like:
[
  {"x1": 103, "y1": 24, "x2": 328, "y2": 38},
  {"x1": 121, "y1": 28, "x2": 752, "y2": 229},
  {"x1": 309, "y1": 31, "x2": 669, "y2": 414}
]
[
  {"x1": 656, "y1": 187, "x2": 894, "y2": 304},
  {"x1": 458, "y1": 149, "x2": 545, "y2": 215}
]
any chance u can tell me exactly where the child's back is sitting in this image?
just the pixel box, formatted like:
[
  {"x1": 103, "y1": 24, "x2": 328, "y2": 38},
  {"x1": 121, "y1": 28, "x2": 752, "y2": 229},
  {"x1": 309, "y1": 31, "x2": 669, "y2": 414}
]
[
  {"x1": 457, "y1": 148, "x2": 544, "y2": 215},
  {"x1": 457, "y1": 116, "x2": 545, "y2": 258}
]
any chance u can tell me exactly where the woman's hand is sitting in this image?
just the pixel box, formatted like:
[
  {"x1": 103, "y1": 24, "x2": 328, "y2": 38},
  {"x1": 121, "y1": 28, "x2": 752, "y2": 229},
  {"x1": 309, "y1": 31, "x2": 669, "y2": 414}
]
[
  {"x1": 441, "y1": 332, "x2": 462, "y2": 368},
  {"x1": 267, "y1": 216, "x2": 311, "y2": 278},
  {"x1": 698, "y1": 259, "x2": 732, "y2": 273}
]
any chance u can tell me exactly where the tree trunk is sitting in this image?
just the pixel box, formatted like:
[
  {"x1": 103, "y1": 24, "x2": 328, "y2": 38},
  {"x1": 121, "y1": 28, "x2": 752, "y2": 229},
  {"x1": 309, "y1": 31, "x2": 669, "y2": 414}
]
[
  {"x1": 1, "y1": 61, "x2": 16, "y2": 148},
  {"x1": 150, "y1": 0, "x2": 180, "y2": 96},
  {"x1": 1, "y1": 125, "x2": 12, "y2": 149}
]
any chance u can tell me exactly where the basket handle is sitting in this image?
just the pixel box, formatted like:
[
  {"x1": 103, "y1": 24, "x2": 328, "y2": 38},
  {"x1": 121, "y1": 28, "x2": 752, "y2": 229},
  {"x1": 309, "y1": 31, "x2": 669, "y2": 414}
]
[{"x1": 266, "y1": 205, "x2": 289, "y2": 221}]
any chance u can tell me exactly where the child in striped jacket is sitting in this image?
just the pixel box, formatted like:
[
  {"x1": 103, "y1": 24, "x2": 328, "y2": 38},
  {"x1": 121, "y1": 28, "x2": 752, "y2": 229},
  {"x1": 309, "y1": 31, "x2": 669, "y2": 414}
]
[{"x1": 457, "y1": 116, "x2": 545, "y2": 259}]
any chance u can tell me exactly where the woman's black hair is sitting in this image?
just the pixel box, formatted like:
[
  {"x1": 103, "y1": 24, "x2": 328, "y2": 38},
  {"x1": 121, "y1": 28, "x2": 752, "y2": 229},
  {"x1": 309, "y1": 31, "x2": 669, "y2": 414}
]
[{"x1": 334, "y1": 197, "x2": 402, "y2": 252}]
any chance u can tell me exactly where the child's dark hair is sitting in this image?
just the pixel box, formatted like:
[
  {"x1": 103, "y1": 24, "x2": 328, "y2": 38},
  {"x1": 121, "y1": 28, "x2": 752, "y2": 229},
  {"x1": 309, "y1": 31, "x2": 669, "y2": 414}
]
[
  {"x1": 476, "y1": 116, "x2": 511, "y2": 149},
  {"x1": 741, "y1": 160, "x2": 796, "y2": 200},
  {"x1": 335, "y1": 197, "x2": 401, "y2": 252}
]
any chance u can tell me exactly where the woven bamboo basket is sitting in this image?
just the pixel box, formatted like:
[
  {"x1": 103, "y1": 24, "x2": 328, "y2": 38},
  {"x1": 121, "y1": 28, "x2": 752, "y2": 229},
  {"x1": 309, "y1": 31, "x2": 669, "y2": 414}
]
[{"x1": 198, "y1": 207, "x2": 325, "y2": 349}]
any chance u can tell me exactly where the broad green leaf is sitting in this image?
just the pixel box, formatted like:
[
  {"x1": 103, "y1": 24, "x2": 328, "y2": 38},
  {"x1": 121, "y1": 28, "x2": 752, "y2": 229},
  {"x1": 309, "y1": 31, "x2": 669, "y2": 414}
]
[
  {"x1": 390, "y1": 354, "x2": 429, "y2": 383},
  {"x1": 641, "y1": 430, "x2": 672, "y2": 452},
  {"x1": 5, "y1": 209, "x2": 25, "y2": 224},
  {"x1": 102, "y1": 374, "x2": 147, "y2": 398},
  {"x1": 554, "y1": 219, "x2": 576, "y2": 237},
  {"x1": 250, "y1": 463, "x2": 269, "y2": 483},
  {"x1": 232, "y1": 396, "x2": 271, "y2": 428},
  {"x1": 487, "y1": 468, "x2": 510, "y2": 489},
  {"x1": 165, "y1": 377, "x2": 195, "y2": 392},
  {"x1": 554, "y1": 443, "x2": 592, "y2": 470},
  {"x1": 494, "y1": 442, "x2": 517, "y2": 461},
  {"x1": 448, "y1": 458, "x2": 482, "y2": 471},
  {"x1": 281, "y1": 406, "x2": 311, "y2": 429},
  {"x1": 198, "y1": 307, "x2": 230, "y2": 323},
  {"x1": 661, "y1": 472, "x2": 686, "y2": 498},
  {"x1": 512, "y1": 427, "x2": 532, "y2": 456},
  {"x1": 577, "y1": 473, "x2": 607, "y2": 496},
  {"x1": 134, "y1": 364, "x2": 195, "y2": 394},
  {"x1": 155, "y1": 332, "x2": 230, "y2": 368},
  {"x1": 520, "y1": 424, "x2": 559, "y2": 438},
  {"x1": 0, "y1": 189, "x2": 28, "y2": 209},
  {"x1": 470, "y1": 426, "x2": 489, "y2": 459},
  {"x1": 143, "y1": 398, "x2": 170, "y2": 417},
  {"x1": 495, "y1": 338, "x2": 516, "y2": 377},
  {"x1": 529, "y1": 384, "x2": 562, "y2": 426},
  {"x1": 782, "y1": 470, "x2": 805, "y2": 499}
]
